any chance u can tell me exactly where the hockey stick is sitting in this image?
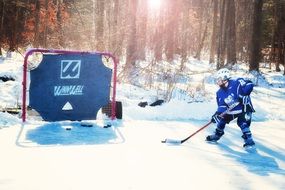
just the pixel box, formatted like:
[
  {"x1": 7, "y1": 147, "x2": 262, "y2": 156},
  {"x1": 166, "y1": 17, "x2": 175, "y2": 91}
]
[{"x1": 161, "y1": 102, "x2": 239, "y2": 145}]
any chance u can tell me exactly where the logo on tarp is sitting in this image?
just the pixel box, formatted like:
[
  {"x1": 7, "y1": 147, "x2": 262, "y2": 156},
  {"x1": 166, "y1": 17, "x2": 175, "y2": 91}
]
[
  {"x1": 54, "y1": 85, "x2": 84, "y2": 96},
  {"x1": 60, "y1": 60, "x2": 81, "y2": 79}
]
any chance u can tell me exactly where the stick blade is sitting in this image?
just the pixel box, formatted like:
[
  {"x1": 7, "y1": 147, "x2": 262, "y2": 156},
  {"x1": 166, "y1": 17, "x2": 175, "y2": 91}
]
[{"x1": 161, "y1": 139, "x2": 182, "y2": 145}]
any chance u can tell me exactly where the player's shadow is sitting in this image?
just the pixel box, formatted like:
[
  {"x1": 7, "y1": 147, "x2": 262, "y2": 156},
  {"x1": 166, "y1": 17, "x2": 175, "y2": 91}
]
[{"x1": 218, "y1": 143, "x2": 285, "y2": 176}]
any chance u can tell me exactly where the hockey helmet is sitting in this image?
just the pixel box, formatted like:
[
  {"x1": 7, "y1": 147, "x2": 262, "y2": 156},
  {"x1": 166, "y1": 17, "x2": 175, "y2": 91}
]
[{"x1": 216, "y1": 68, "x2": 231, "y2": 81}]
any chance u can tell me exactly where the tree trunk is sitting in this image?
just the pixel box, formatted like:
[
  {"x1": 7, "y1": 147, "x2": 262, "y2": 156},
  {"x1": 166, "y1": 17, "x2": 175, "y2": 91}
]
[
  {"x1": 249, "y1": 0, "x2": 263, "y2": 71},
  {"x1": 153, "y1": 3, "x2": 165, "y2": 61},
  {"x1": 42, "y1": 0, "x2": 49, "y2": 48},
  {"x1": 125, "y1": 0, "x2": 138, "y2": 81},
  {"x1": 220, "y1": 0, "x2": 228, "y2": 67},
  {"x1": 8, "y1": 0, "x2": 20, "y2": 51},
  {"x1": 278, "y1": 0, "x2": 285, "y2": 75},
  {"x1": 209, "y1": 0, "x2": 218, "y2": 64},
  {"x1": 113, "y1": 0, "x2": 119, "y2": 54},
  {"x1": 57, "y1": 0, "x2": 64, "y2": 48},
  {"x1": 165, "y1": 0, "x2": 176, "y2": 61},
  {"x1": 273, "y1": 0, "x2": 285, "y2": 72},
  {"x1": 109, "y1": 0, "x2": 119, "y2": 56},
  {"x1": 195, "y1": 18, "x2": 211, "y2": 60},
  {"x1": 95, "y1": 0, "x2": 105, "y2": 51},
  {"x1": 217, "y1": 0, "x2": 226, "y2": 69},
  {"x1": 236, "y1": 0, "x2": 253, "y2": 63},
  {"x1": 181, "y1": 1, "x2": 190, "y2": 70},
  {"x1": 0, "y1": 0, "x2": 4, "y2": 55},
  {"x1": 226, "y1": 0, "x2": 237, "y2": 66},
  {"x1": 34, "y1": 0, "x2": 41, "y2": 47},
  {"x1": 137, "y1": 0, "x2": 148, "y2": 61},
  {"x1": 116, "y1": 0, "x2": 128, "y2": 58},
  {"x1": 195, "y1": 0, "x2": 205, "y2": 60}
]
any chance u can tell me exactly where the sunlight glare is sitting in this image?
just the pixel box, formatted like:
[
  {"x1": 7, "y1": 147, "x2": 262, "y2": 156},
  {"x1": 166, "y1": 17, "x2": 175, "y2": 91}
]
[{"x1": 148, "y1": 0, "x2": 162, "y2": 11}]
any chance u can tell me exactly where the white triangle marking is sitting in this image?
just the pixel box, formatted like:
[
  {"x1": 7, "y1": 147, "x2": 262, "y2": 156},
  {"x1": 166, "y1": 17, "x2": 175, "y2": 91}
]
[{"x1": 62, "y1": 102, "x2": 73, "y2": 110}]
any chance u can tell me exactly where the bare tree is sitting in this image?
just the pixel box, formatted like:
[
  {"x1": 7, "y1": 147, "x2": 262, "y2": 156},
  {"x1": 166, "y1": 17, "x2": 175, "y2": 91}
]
[
  {"x1": 249, "y1": 0, "x2": 264, "y2": 71},
  {"x1": 209, "y1": 0, "x2": 218, "y2": 64},
  {"x1": 181, "y1": 0, "x2": 191, "y2": 69},
  {"x1": 217, "y1": 0, "x2": 226, "y2": 69},
  {"x1": 137, "y1": 0, "x2": 148, "y2": 60},
  {"x1": 56, "y1": 0, "x2": 64, "y2": 48},
  {"x1": 236, "y1": 0, "x2": 253, "y2": 63},
  {"x1": 195, "y1": 0, "x2": 213, "y2": 61},
  {"x1": 34, "y1": 0, "x2": 41, "y2": 47},
  {"x1": 95, "y1": 0, "x2": 105, "y2": 51},
  {"x1": 165, "y1": 0, "x2": 179, "y2": 61},
  {"x1": 0, "y1": 0, "x2": 5, "y2": 55},
  {"x1": 125, "y1": 0, "x2": 138, "y2": 81},
  {"x1": 42, "y1": 0, "x2": 49, "y2": 48},
  {"x1": 153, "y1": 5, "x2": 164, "y2": 61},
  {"x1": 226, "y1": 0, "x2": 236, "y2": 66},
  {"x1": 272, "y1": 0, "x2": 285, "y2": 73}
]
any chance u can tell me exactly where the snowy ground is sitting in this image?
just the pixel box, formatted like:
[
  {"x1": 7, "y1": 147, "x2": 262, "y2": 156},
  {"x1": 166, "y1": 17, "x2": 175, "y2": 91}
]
[{"x1": 0, "y1": 53, "x2": 285, "y2": 190}]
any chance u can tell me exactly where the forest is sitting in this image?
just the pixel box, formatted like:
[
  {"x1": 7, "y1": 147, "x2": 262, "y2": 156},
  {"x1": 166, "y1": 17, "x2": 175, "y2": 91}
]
[{"x1": 0, "y1": 0, "x2": 285, "y2": 82}]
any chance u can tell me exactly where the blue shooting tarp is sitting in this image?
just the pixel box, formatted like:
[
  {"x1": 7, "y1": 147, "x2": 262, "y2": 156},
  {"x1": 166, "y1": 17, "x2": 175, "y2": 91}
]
[{"x1": 29, "y1": 53, "x2": 112, "y2": 121}]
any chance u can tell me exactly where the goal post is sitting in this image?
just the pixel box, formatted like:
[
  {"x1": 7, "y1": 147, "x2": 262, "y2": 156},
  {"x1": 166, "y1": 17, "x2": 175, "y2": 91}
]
[{"x1": 22, "y1": 48, "x2": 118, "y2": 122}]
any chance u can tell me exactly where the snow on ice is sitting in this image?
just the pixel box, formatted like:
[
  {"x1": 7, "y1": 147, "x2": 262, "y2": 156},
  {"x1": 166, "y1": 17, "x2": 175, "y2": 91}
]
[{"x1": 0, "y1": 52, "x2": 285, "y2": 190}]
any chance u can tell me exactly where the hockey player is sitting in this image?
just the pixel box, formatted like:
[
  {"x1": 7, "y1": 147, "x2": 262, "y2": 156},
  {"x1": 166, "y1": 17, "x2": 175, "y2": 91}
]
[{"x1": 206, "y1": 68, "x2": 256, "y2": 148}]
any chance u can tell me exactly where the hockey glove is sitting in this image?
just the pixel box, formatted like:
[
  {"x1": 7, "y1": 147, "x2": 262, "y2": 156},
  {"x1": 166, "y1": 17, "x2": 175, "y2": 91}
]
[
  {"x1": 211, "y1": 113, "x2": 222, "y2": 123},
  {"x1": 240, "y1": 95, "x2": 250, "y2": 105}
]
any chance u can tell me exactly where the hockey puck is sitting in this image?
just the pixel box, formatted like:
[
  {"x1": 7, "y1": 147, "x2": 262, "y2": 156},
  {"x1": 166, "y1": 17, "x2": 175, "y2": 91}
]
[
  {"x1": 81, "y1": 124, "x2": 93, "y2": 127},
  {"x1": 103, "y1": 124, "x2": 112, "y2": 128},
  {"x1": 65, "y1": 127, "x2": 72, "y2": 130},
  {"x1": 80, "y1": 122, "x2": 93, "y2": 127}
]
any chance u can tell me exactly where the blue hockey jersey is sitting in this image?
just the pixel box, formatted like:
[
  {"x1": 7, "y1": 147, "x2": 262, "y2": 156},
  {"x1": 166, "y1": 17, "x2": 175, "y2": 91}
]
[{"x1": 216, "y1": 78, "x2": 255, "y2": 114}]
